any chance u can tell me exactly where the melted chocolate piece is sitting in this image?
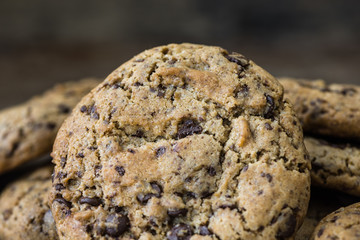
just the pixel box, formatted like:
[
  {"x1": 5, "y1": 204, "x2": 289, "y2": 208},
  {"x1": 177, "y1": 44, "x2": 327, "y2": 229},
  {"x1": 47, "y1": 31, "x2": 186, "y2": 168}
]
[
  {"x1": 177, "y1": 119, "x2": 203, "y2": 139},
  {"x1": 79, "y1": 197, "x2": 102, "y2": 206},
  {"x1": 168, "y1": 223, "x2": 193, "y2": 240},
  {"x1": 105, "y1": 214, "x2": 130, "y2": 237}
]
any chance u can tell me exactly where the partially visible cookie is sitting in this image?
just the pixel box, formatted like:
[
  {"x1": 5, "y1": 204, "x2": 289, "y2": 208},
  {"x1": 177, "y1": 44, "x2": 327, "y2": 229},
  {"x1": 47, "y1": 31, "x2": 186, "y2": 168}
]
[
  {"x1": 50, "y1": 43, "x2": 310, "y2": 239},
  {"x1": 295, "y1": 217, "x2": 319, "y2": 240},
  {"x1": 279, "y1": 77, "x2": 360, "y2": 139},
  {"x1": 0, "y1": 78, "x2": 101, "y2": 174},
  {"x1": 305, "y1": 136, "x2": 360, "y2": 196},
  {"x1": 311, "y1": 202, "x2": 360, "y2": 240},
  {"x1": 0, "y1": 165, "x2": 58, "y2": 240}
]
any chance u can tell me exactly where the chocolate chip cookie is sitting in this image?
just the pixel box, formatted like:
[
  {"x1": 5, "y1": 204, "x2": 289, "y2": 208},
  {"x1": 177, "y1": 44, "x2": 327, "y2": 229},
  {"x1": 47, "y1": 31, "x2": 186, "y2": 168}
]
[
  {"x1": 0, "y1": 165, "x2": 58, "y2": 240},
  {"x1": 311, "y1": 202, "x2": 360, "y2": 239},
  {"x1": 0, "y1": 78, "x2": 101, "y2": 174},
  {"x1": 279, "y1": 77, "x2": 360, "y2": 139},
  {"x1": 50, "y1": 43, "x2": 310, "y2": 239},
  {"x1": 305, "y1": 136, "x2": 360, "y2": 197}
]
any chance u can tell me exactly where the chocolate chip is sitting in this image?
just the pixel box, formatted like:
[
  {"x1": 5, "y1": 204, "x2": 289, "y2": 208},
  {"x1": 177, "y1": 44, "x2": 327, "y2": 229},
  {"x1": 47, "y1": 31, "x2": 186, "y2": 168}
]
[
  {"x1": 92, "y1": 112, "x2": 100, "y2": 120},
  {"x1": 168, "y1": 58, "x2": 177, "y2": 64},
  {"x1": 219, "y1": 204, "x2": 237, "y2": 210},
  {"x1": 207, "y1": 166, "x2": 216, "y2": 176},
  {"x1": 2, "y1": 209, "x2": 12, "y2": 220},
  {"x1": 85, "y1": 224, "x2": 93, "y2": 233},
  {"x1": 60, "y1": 157, "x2": 67, "y2": 168},
  {"x1": 236, "y1": 84, "x2": 249, "y2": 97},
  {"x1": 330, "y1": 215, "x2": 338, "y2": 223},
  {"x1": 185, "y1": 191, "x2": 196, "y2": 199},
  {"x1": 112, "y1": 83, "x2": 121, "y2": 89},
  {"x1": 95, "y1": 165, "x2": 102, "y2": 176},
  {"x1": 265, "y1": 173, "x2": 273, "y2": 182},
  {"x1": 317, "y1": 226, "x2": 325, "y2": 237},
  {"x1": 177, "y1": 119, "x2": 203, "y2": 139},
  {"x1": 127, "y1": 149, "x2": 135, "y2": 154},
  {"x1": 5, "y1": 141, "x2": 19, "y2": 158},
  {"x1": 150, "y1": 182, "x2": 163, "y2": 197},
  {"x1": 58, "y1": 104, "x2": 70, "y2": 114},
  {"x1": 88, "y1": 146, "x2": 98, "y2": 151},
  {"x1": 199, "y1": 226, "x2": 212, "y2": 236},
  {"x1": 132, "y1": 129, "x2": 144, "y2": 138},
  {"x1": 90, "y1": 105, "x2": 100, "y2": 120},
  {"x1": 168, "y1": 223, "x2": 193, "y2": 240},
  {"x1": 136, "y1": 183, "x2": 163, "y2": 204},
  {"x1": 46, "y1": 122, "x2": 57, "y2": 130},
  {"x1": 242, "y1": 165, "x2": 249, "y2": 172},
  {"x1": 167, "y1": 208, "x2": 188, "y2": 218},
  {"x1": 115, "y1": 166, "x2": 125, "y2": 176},
  {"x1": 260, "y1": 172, "x2": 273, "y2": 182},
  {"x1": 56, "y1": 171, "x2": 67, "y2": 180},
  {"x1": 201, "y1": 191, "x2": 213, "y2": 199},
  {"x1": 157, "y1": 84, "x2": 166, "y2": 97},
  {"x1": 133, "y1": 82, "x2": 143, "y2": 86},
  {"x1": 137, "y1": 193, "x2": 155, "y2": 205},
  {"x1": 276, "y1": 214, "x2": 297, "y2": 239},
  {"x1": 114, "y1": 206, "x2": 124, "y2": 213},
  {"x1": 77, "y1": 152, "x2": 85, "y2": 158},
  {"x1": 80, "y1": 105, "x2": 87, "y2": 113},
  {"x1": 105, "y1": 214, "x2": 130, "y2": 237},
  {"x1": 54, "y1": 196, "x2": 72, "y2": 208},
  {"x1": 224, "y1": 52, "x2": 249, "y2": 67},
  {"x1": 79, "y1": 197, "x2": 102, "y2": 206},
  {"x1": 97, "y1": 226, "x2": 106, "y2": 236},
  {"x1": 156, "y1": 146, "x2": 166, "y2": 157},
  {"x1": 77, "y1": 171, "x2": 83, "y2": 178},
  {"x1": 264, "y1": 94, "x2": 275, "y2": 119},
  {"x1": 55, "y1": 183, "x2": 65, "y2": 191},
  {"x1": 265, "y1": 123, "x2": 273, "y2": 130}
]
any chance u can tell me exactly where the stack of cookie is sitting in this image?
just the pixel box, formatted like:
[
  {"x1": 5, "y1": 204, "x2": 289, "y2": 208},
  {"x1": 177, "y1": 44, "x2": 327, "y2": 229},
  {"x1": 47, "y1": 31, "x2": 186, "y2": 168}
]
[
  {"x1": 280, "y1": 78, "x2": 360, "y2": 239},
  {"x1": 0, "y1": 43, "x2": 357, "y2": 239}
]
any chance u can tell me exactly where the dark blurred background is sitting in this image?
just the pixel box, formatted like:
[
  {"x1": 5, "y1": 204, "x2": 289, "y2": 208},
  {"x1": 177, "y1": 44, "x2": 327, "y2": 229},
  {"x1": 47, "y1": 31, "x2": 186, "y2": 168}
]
[{"x1": 0, "y1": 0, "x2": 359, "y2": 109}]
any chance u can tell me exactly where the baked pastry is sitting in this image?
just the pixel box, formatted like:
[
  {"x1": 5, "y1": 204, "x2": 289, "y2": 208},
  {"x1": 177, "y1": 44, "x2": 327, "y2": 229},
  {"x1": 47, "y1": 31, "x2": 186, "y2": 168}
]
[
  {"x1": 0, "y1": 165, "x2": 58, "y2": 240},
  {"x1": 305, "y1": 136, "x2": 360, "y2": 196},
  {"x1": 280, "y1": 77, "x2": 360, "y2": 139},
  {"x1": 311, "y1": 202, "x2": 360, "y2": 239},
  {"x1": 0, "y1": 78, "x2": 101, "y2": 174},
  {"x1": 295, "y1": 217, "x2": 318, "y2": 240},
  {"x1": 50, "y1": 43, "x2": 310, "y2": 239}
]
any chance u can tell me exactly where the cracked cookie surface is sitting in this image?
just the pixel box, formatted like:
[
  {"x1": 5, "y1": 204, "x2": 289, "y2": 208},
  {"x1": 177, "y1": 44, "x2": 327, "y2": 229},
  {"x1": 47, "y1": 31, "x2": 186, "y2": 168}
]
[
  {"x1": 50, "y1": 43, "x2": 310, "y2": 239},
  {"x1": 0, "y1": 165, "x2": 58, "y2": 240},
  {"x1": 305, "y1": 136, "x2": 360, "y2": 197},
  {"x1": 0, "y1": 78, "x2": 101, "y2": 174},
  {"x1": 311, "y1": 202, "x2": 360, "y2": 240},
  {"x1": 280, "y1": 77, "x2": 360, "y2": 139}
]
